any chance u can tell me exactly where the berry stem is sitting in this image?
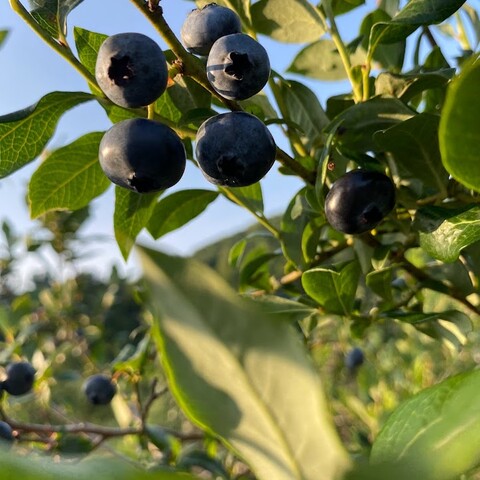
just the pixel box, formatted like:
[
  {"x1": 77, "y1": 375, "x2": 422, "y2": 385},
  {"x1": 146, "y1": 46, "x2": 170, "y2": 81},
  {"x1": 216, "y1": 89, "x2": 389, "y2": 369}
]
[
  {"x1": 129, "y1": 0, "x2": 241, "y2": 111},
  {"x1": 218, "y1": 186, "x2": 280, "y2": 238},
  {"x1": 9, "y1": 0, "x2": 99, "y2": 93},
  {"x1": 317, "y1": 5, "x2": 363, "y2": 103}
]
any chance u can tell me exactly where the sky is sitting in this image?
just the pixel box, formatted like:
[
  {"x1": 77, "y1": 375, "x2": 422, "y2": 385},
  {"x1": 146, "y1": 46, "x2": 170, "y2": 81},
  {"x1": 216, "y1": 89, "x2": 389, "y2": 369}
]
[{"x1": 0, "y1": 0, "x2": 475, "y2": 287}]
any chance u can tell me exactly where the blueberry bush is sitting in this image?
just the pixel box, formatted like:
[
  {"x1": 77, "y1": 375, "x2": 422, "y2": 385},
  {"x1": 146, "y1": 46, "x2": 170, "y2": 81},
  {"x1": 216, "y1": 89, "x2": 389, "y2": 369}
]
[{"x1": 1, "y1": 0, "x2": 480, "y2": 478}]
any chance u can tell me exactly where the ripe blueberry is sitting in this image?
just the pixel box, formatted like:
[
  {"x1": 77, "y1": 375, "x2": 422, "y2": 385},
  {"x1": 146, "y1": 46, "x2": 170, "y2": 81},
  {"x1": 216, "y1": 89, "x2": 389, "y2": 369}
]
[
  {"x1": 0, "y1": 421, "x2": 13, "y2": 443},
  {"x1": 99, "y1": 118, "x2": 186, "y2": 193},
  {"x1": 207, "y1": 33, "x2": 270, "y2": 100},
  {"x1": 325, "y1": 170, "x2": 395, "y2": 234},
  {"x1": 83, "y1": 374, "x2": 116, "y2": 406},
  {"x1": 181, "y1": 3, "x2": 242, "y2": 56},
  {"x1": 345, "y1": 347, "x2": 364, "y2": 370},
  {"x1": 95, "y1": 32, "x2": 168, "y2": 108},
  {"x1": 3, "y1": 361, "x2": 35, "y2": 396},
  {"x1": 196, "y1": 111, "x2": 276, "y2": 187}
]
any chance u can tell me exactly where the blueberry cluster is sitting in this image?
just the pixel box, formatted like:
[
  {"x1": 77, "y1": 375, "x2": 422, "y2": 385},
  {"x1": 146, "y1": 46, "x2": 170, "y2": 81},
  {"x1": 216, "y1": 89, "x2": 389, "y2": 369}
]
[
  {"x1": 95, "y1": 32, "x2": 186, "y2": 194},
  {"x1": 95, "y1": 4, "x2": 275, "y2": 193},
  {"x1": 182, "y1": 4, "x2": 275, "y2": 186}
]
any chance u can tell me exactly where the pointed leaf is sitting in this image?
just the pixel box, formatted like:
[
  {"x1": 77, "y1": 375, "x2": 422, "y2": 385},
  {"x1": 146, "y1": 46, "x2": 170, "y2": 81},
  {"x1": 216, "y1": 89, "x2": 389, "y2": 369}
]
[
  {"x1": 251, "y1": 0, "x2": 325, "y2": 43},
  {"x1": 139, "y1": 247, "x2": 349, "y2": 480},
  {"x1": 302, "y1": 262, "x2": 361, "y2": 315},
  {"x1": 374, "y1": 113, "x2": 448, "y2": 193},
  {"x1": 29, "y1": 0, "x2": 84, "y2": 39},
  {"x1": 439, "y1": 54, "x2": 480, "y2": 193},
  {"x1": 114, "y1": 188, "x2": 159, "y2": 260},
  {"x1": 74, "y1": 26, "x2": 108, "y2": 75},
  {"x1": 28, "y1": 132, "x2": 110, "y2": 218},
  {"x1": 370, "y1": 369, "x2": 480, "y2": 480},
  {"x1": 369, "y1": 0, "x2": 467, "y2": 53},
  {"x1": 417, "y1": 205, "x2": 480, "y2": 262},
  {"x1": 147, "y1": 189, "x2": 219, "y2": 239},
  {"x1": 0, "y1": 91, "x2": 93, "y2": 178}
]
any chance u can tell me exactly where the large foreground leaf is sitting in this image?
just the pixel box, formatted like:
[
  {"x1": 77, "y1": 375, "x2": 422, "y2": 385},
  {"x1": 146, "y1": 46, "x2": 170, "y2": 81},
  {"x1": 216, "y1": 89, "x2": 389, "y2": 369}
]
[
  {"x1": 0, "y1": 91, "x2": 93, "y2": 178},
  {"x1": 28, "y1": 132, "x2": 110, "y2": 218},
  {"x1": 439, "y1": 54, "x2": 480, "y2": 192},
  {"x1": 370, "y1": 369, "x2": 480, "y2": 480},
  {"x1": 139, "y1": 247, "x2": 349, "y2": 480}
]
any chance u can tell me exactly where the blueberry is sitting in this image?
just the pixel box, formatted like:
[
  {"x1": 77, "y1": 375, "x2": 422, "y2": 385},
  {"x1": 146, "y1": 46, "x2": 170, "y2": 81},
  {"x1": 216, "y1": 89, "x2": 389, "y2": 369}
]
[
  {"x1": 83, "y1": 374, "x2": 116, "y2": 406},
  {"x1": 206, "y1": 33, "x2": 270, "y2": 100},
  {"x1": 3, "y1": 362, "x2": 35, "y2": 396},
  {"x1": 196, "y1": 112, "x2": 276, "y2": 187},
  {"x1": 99, "y1": 118, "x2": 186, "y2": 193},
  {"x1": 0, "y1": 421, "x2": 13, "y2": 443},
  {"x1": 181, "y1": 3, "x2": 242, "y2": 56},
  {"x1": 95, "y1": 32, "x2": 168, "y2": 108},
  {"x1": 345, "y1": 347, "x2": 364, "y2": 370},
  {"x1": 325, "y1": 170, "x2": 396, "y2": 234}
]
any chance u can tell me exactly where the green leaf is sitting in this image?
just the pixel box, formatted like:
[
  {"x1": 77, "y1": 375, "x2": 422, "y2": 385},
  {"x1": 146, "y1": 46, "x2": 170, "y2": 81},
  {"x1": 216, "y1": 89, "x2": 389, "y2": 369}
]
[
  {"x1": 29, "y1": 0, "x2": 84, "y2": 39},
  {"x1": 0, "y1": 449, "x2": 197, "y2": 480},
  {"x1": 302, "y1": 262, "x2": 361, "y2": 315},
  {"x1": 439, "y1": 54, "x2": 480, "y2": 193},
  {"x1": 369, "y1": 0, "x2": 467, "y2": 49},
  {"x1": 0, "y1": 91, "x2": 93, "y2": 179},
  {"x1": 28, "y1": 132, "x2": 110, "y2": 218},
  {"x1": 74, "y1": 26, "x2": 108, "y2": 76},
  {"x1": 366, "y1": 267, "x2": 394, "y2": 302},
  {"x1": 360, "y1": 9, "x2": 405, "y2": 71},
  {"x1": 374, "y1": 69, "x2": 453, "y2": 102},
  {"x1": 139, "y1": 247, "x2": 349, "y2": 480},
  {"x1": 370, "y1": 369, "x2": 480, "y2": 480},
  {"x1": 417, "y1": 205, "x2": 480, "y2": 262},
  {"x1": 114, "y1": 187, "x2": 160, "y2": 260},
  {"x1": 288, "y1": 40, "x2": 365, "y2": 81},
  {"x1": 280, "y1": 188, "x2": 317, "y2": 268},
  {"x1": 331, "y1": 0, "x2": 365, "y2": 16},
  {"x1": 374, "y1": 113, "x2": 448, "y2": 193},
  {"x1": 329, "y1": 97, "x2": 414, "y2": 152},
  {"x1": 251, "y1": 0, "x2": 325, "y2": 43},
  {"x1": 276, "y1": 79, "x2": 329, "y2": 150},
  {"x1": 147, "y1": 189, "x2": 219, "y2": 239}
]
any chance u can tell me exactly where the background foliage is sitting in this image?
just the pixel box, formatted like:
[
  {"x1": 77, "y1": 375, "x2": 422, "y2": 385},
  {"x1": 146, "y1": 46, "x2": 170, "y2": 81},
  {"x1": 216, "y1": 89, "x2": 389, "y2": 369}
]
[{"x1": 1, "y1": 0, "x2": 480, "y2": 479}]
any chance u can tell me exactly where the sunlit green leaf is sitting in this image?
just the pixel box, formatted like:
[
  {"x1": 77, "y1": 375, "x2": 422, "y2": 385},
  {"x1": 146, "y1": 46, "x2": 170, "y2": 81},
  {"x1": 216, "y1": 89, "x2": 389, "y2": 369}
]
[
  {"x1": 140, "y1": 247, "x2": 350, "y2": 480},
  {"x1": 74, "y1": 26, "x2": 108, "y2": 75},
  {"x1": 0, "y1": 91, "x2": 93, "y2": 178},
  {"x1": 28, "y1": 132, "x2": 109, "y2": 218},
  {"x1": 416, "y1": 205, "x2": 480, "y2": 262},
  {"x1": 439, "y1": 54, "x2": 480, "y2": 192},
  {"x1": 370, "y1": 369, "x2": 480, "y2": 480},
  {"x1": 302, "y1": 262, "x2": 361, "y2": 315}
]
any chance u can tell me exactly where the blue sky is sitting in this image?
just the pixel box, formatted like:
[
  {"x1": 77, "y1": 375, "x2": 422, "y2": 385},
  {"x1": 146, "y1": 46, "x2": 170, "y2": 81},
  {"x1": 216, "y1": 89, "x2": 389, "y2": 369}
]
[{"x1": 0, "y1": 0, "x2": 475, "y2": 285}]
